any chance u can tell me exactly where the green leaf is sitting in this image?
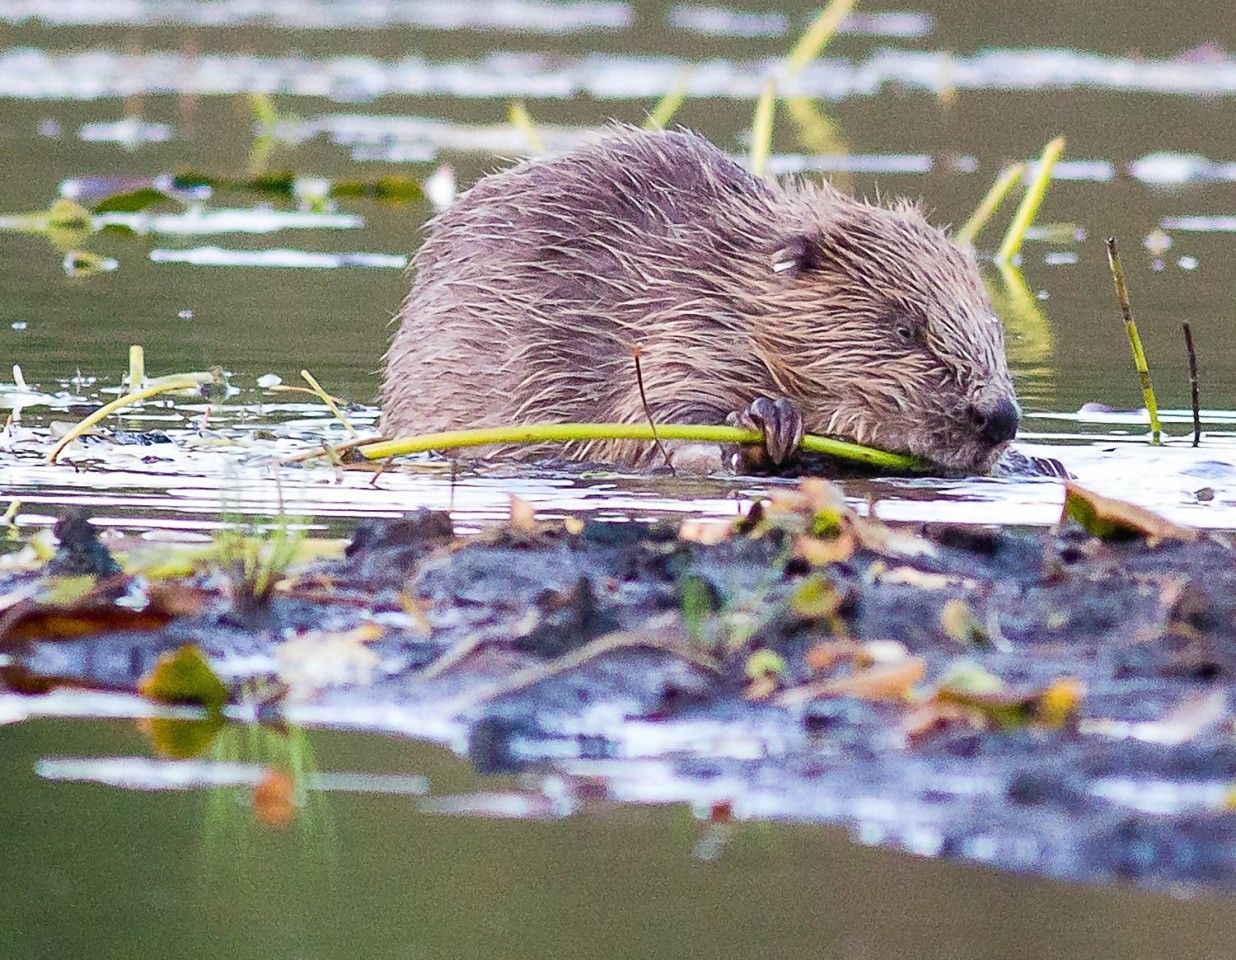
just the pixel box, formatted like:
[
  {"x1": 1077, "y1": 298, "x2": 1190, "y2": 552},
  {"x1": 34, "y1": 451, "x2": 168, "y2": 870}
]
[
  {"x1": 939, "y1": 598, "x2": 989, "y2": 648},
  {"x1": 46, "y1": 198, "x2": 92, "y2": 231},
  {"x1": 329, "y1": 176, "x2": 423, "y2": 204},
  {"x1": 139, "y1": 645, "x2": 229, "y2": 711},
  {"x1": 92, "y1": 188, "x2": 175, "y2": 214},
  {"x1": 144, "y1": 716, "x2": 225, "y2": 759},
  {"x1": 790, "y1": 576, "x2": 840, "y2": 619},
  {"x1": 745, "y1": 649, "x2": 786, "y2": 680}
]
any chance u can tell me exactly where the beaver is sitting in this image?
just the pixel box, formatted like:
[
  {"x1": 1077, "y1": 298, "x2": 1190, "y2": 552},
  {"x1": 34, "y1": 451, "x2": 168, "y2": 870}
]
[{"x1": 381, "y1": 126, "x2": 1019, "y2": 474}]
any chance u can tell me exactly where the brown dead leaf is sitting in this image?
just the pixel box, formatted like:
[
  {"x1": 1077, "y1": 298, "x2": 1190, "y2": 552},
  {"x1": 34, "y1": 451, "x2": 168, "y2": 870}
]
[
  {"x1": 679, "y1": 519, "x2": 733, "y2": 545},
  {"x1": 794, "y1": 532, "x2": 855, "y2": 566},
  {"x1": 901, "y1": 701, "x2": 976, "y2": 743},
  {"x1": 0, "y1": 577, "x2": 198, "y2": 647},
  {"x1": 804, "y1": 639, "x2": 861, "y2": 674},
  {"x1": 509, "y1": 494, "x2": 537, "y2": 531},
  {"x1": 775, "y1": 657, "x2": 926, "y2": 707},
  {"x1": 878, "y1": 566, "x2": 969, "y2": 590},
  {"x1": 939, "y1": 598, "x2": 989, "y2": 646},
  {"x1": 1062, "y1": 482, "x2": 1197, "y2": 543},
  {"x1": 852, "y1": 519, "x2": 938, "y2": 560}
]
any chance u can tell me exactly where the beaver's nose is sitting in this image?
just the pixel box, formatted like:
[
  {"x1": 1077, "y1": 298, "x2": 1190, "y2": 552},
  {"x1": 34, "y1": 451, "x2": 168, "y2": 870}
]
[{"x1": 969, "y1": 397, "x2": 1020, "y2": 446}]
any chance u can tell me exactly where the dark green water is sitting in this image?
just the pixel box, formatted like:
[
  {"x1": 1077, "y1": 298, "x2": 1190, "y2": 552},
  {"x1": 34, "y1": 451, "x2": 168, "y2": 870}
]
[{"x1": 4, "y1": 717, "x2": 1235, "y2": 960}]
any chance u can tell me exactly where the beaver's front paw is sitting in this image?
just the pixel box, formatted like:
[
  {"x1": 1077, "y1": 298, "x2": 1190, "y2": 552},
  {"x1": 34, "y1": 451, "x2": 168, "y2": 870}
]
[{"x1": 725, "y1": 397, "x2": 804, "y2": 471}]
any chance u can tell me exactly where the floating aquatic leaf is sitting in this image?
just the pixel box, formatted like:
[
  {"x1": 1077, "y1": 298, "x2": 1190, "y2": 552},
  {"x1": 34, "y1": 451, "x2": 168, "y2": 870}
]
[
  {"x1": 92, "y1": 187, "x2": 175, "y2": 214},
  {"x1": 138, "y1": 645, "x2": 228, "y2": 710},
  {"x1": 329, "y1": 176, "x2": 422, "y2": 203},
  {"x1": 46, "y1": 198, "x2": 92, "y2": 231}
]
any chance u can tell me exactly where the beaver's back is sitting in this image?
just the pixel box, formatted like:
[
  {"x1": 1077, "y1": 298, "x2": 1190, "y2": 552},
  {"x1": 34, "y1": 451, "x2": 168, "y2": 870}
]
[{"x1": 381, "y1": 128, "x2": 796, "y2": 449}]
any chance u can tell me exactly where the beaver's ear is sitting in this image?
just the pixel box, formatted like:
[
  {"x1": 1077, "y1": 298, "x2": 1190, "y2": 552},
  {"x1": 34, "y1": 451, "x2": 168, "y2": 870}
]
[{"x1": 772, "y1": 232, "x2": 826, "y2": 280}]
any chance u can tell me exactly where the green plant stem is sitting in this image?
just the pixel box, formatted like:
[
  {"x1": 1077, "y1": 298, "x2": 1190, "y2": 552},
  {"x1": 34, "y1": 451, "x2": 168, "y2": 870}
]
[
  {"x1": 507, "y1": 101, "x2": 544, "y2": 154},
  {"x1": 1105, "y1": 238, "x2": 1161, "y2": 444},
  {"x1": 47, "y1": 372, "x2": 216, "y2": 463},
  {"x1": 749, "y1": 80, "x2": 776, "y2": 176},
  {"x1": 358, "y1": 422, "x2": 921, "y2": 470},
  {"x1": 955, "y1": 163, "x2": 1025, "y2": 248},
  {"x1": 128, "y1": 344, "x2": 145, "y2": 388},
  {"x1": 300, "y1": 369, "x2": 358, "y2": 438},
  {"x1": 645, "y1": 69, "x2": 694, "y2": 130},
  {"x1": 785, "y1": 0, "x2": 857, "y2": 76},
  {"x1": 995, "y1": 136, "x2": 1065, "y2": 266}
]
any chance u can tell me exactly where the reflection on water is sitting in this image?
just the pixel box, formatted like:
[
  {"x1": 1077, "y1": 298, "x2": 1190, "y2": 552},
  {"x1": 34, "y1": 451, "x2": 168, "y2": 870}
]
[{"x1": 4, "y1": 717, "x2": 1236, "y2": 960}]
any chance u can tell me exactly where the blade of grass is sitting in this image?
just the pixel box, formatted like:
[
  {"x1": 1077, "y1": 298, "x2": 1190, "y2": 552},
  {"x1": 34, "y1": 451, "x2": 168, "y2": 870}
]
[
  {"x1": 955, "y1": 163, "x2": 1025, "y2": 248},
  {"x1": 357, "y1": 422, "x2": 921, "y2": 471},
  {"x1": 1105, "y1": 237, "x2": 1161, "y2": 445},
  {"x1": 127, "y1": 344, "x2": 145, "y2": 388},
  {"x1": 299, "y1": 370, "x2": 358, "y2": 439},
  {"x1": 994, "y1": 136, "x2": 1065, "y2": 266},
  {"x1": 507, "y1": 101, "x2": 544, "y2": 155},
  {"x1": 785, "y1": 0, "x2": 857, "y2": 77},
  {"x1": 47, "y1": 372, "x2": 216, "y2": 463},
  {"x1": 644, "y1": 68, "x2": 694, "y2": 130},
  {"x1": 749, "y1": 79, "x2": 777, "y2": 177}
]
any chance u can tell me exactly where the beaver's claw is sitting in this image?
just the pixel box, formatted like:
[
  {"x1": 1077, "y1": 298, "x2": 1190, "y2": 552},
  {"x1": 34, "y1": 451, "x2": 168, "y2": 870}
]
[{"x1": 726, "y1": 397, "x2": 804, "y2": 470}]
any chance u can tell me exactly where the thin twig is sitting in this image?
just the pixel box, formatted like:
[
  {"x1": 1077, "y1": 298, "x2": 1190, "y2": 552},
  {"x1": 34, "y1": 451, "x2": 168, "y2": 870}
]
[
  {"x1": 1183, "y1": 321, "x2": 1201, "y2": 447},
  {"x1": 283, "y1": 435, "x2": 387, "y2": 464},
  {"x1": 785, "y1": 0, "x2": 858, "y2": 76},
  {"x1": 1105, "y1": 238, "x2": 1162, "y2": 445},
  {"x1": 507, "y1": 101, "x2": 544, "y2": 155},
  {"x1": 445, "y1": 613, "x2": 720, "y2": 711},
  {"x1": 633, "y1": 344, "x2": 673, "y2": 473},
  {"x1": 127, "y1": 344, "x2": 145, "y2": 388}
]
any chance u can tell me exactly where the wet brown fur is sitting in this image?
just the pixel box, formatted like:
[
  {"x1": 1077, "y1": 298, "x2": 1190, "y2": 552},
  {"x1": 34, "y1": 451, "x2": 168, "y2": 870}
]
[{"x1": 382, "y1": 127, "x2": 1017, "y2": 472}]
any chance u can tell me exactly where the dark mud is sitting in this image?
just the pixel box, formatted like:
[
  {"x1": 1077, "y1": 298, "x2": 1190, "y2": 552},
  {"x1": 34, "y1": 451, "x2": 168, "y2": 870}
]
[{"x1": 4, "y1": 484, "x2": 1236, "y2": 893}]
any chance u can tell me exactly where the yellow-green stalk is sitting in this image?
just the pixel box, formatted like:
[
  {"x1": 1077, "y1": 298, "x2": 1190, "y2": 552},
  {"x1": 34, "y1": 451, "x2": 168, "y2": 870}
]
[
  {"x1": 785, "y1": 0, "x2": 858, "y2": 77},
  {"x1": 358, "y1": 422, "x2": 920, "y2": 471},
  {"x1": 956, "y1": 163, "x2": 1026, "y2": 248},
  {"x1": 749, "y1": 79, "x2": 777, "y2": 176},
  {"x1": 995, "y1": 136, "x2": 1065, "y2": 266},
  {"x1": 1105, "y1": 238, "x2": 1162, "y2": 445},
  {"x1": 47, "y1": 372, "x2": 216, "y2": 463}
]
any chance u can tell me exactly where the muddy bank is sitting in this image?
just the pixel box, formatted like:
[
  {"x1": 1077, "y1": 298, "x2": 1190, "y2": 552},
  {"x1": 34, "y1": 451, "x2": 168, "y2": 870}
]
[{"x1": 3, "y1": 480, "x2": 1236, "y2": 893}]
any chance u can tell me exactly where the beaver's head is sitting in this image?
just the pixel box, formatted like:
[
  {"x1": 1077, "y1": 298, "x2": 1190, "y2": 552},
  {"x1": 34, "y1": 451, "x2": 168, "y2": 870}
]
[{"x1": 757, "y1": 186, "x2": 1019, "y2": 474}]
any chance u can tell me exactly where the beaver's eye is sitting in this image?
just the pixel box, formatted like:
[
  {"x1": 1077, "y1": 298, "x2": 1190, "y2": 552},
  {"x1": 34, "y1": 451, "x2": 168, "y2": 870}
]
[{"x1": 896, "y1": 324, "x2": 914, "y2": 343}]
